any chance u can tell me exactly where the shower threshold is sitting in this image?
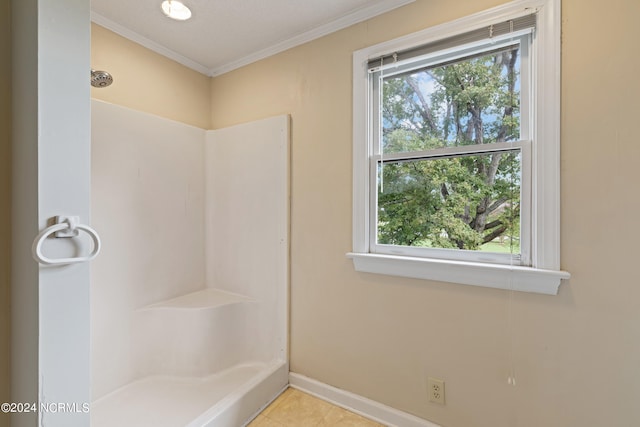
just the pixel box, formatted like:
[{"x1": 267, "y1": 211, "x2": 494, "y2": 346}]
[{"x1": 91, "y1": 360, "x2": 287, "y2": 427}]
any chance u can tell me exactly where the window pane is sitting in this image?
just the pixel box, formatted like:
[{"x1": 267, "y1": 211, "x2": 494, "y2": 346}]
[
  {"x1": 377, "y1": 151, "x2": 521, "y2": 253},
  {"x1": 382, "y1": 45, "x2": 520, "y2": 154}
]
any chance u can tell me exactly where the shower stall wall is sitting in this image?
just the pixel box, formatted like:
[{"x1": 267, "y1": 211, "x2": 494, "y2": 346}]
[{"x1": 90, "y1": 100, "x2": 289, "y2": 427}]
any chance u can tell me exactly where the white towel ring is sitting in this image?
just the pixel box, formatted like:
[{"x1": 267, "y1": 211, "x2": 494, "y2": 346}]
[{"x1": 32, "y1": 216, "x2": 101, "y2": 266}]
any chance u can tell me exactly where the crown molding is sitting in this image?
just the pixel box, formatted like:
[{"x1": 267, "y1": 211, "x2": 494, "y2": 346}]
[
  {"x1": 91, "y1": 12, "x2": 211, "y2": 76},
  {"x1": 208, "y1": 0, "x2": 415, "y2": 76}
]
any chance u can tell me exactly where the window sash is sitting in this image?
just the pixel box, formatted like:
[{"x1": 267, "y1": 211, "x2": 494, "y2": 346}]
[
  {"x1": 369, "y1": 143, "x2": 530, "y2": 265},
  {"x1": 371, "y1": 34, "x2": 532, "y2": 158}
]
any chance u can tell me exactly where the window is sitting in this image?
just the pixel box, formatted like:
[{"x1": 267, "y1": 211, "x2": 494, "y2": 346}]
[{"x1": 349, "y1": 0, "x2": 569, "y2": 295}]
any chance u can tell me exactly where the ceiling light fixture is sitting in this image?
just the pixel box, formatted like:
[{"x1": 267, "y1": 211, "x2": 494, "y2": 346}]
[{"x1": 161, "y1": 0, "x2": 192, "y2": 21}]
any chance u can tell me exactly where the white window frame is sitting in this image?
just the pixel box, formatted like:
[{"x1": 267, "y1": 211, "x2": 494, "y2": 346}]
[
  {"x1": 369, "y1": 36, "x2": 532, "y2": 266},
  {"x1": 348, "y1": 0, "x2": 570, "y2": 295}
]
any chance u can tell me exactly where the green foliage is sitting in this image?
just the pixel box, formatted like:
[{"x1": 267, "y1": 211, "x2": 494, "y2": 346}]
[{"x1": 378, "y1": 47, "x2": 522, "y2": 252}]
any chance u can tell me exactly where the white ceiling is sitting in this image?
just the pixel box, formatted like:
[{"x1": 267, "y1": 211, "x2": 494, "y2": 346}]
[{"x1": 90, "y1": 0, "x2": 414, "y2": 76}]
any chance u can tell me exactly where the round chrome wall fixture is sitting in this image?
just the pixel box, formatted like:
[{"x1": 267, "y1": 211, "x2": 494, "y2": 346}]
[{"x1": 91, "y1": 69, "x2": 113, "y2": 88}]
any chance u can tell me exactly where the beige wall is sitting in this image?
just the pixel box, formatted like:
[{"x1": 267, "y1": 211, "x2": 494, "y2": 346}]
[
  {"x1": 91, "y1": 23, "x2": 211, "y2": 129},
  {"x1": 0, "y1": 0, "x2": 11, "y2": 425},
  {"x1": 210, "y1": 0, "x2": 640, "y2": 426}
]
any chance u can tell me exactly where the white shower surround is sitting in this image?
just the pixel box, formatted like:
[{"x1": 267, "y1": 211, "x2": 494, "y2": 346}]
[{"x1": 90, "y1": 100, "x2": 289, "y2": 426}]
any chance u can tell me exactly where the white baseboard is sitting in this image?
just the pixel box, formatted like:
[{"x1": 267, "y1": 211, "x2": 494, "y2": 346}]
[{"x1": 288, "y1": 372, "x2": 440, "y2": 427}]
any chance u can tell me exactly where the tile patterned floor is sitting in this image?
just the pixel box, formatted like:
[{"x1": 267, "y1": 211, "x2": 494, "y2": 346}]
[{"x1": 248, "y1": 388, "x2": 387, "y2": 427}]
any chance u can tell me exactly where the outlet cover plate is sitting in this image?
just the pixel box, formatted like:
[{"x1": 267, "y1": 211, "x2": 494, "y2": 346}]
[{"x1": 428, "y1": 377, "x2": 445, "y2": 404}]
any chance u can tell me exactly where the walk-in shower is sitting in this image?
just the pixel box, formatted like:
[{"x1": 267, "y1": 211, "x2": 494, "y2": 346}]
[{"x1": 89, "y1": 100, "x2": 289, "y2": 427}]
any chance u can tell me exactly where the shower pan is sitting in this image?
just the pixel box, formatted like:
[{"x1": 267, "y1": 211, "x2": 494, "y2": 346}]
[{"x1": 89, "y1": 100, "x2": 289, "y2": 427}]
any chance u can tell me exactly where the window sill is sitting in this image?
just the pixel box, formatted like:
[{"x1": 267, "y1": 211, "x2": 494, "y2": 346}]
[{"x1": 346, "y1": 252, "x2": 570, "y2": 295}]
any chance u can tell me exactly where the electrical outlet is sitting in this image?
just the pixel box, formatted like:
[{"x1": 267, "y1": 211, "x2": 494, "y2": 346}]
[{"x1": 428, "y1": 377, "x2": 445, "y2": 404}]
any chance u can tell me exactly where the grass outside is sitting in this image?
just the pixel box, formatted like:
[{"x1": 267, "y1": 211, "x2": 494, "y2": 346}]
[{"x1": 480, "y1": 240, "x2": 520, "y2": 254}]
